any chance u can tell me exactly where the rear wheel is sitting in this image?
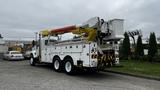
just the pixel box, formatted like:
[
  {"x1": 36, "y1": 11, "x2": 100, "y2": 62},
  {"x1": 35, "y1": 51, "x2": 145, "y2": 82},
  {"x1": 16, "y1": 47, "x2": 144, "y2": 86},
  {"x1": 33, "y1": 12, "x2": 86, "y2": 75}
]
[
  {"x1": 64, "y1": 58, "x2": 74, "y2": 74},
  {"x1": 53, "y1": 57, "x2": 62, "y2": 72}
]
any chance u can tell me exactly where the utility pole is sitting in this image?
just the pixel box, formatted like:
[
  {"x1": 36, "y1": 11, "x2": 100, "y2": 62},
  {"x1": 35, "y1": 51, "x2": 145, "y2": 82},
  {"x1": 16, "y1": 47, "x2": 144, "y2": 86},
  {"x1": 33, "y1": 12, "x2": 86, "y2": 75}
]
[
  {"x1": 35, "y1": 32, "x2": 38, "y2": 42},
  {"x1": 127, "y1": 29, "x2": 142, "y2": 45}
]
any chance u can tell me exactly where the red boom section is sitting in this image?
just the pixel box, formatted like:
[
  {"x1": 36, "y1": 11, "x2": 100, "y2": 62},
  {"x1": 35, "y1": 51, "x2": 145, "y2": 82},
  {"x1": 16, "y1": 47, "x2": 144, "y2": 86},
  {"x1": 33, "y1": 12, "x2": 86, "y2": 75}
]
[{"x1": 50, "y1": 25, "x2": 77, "y2": 35}]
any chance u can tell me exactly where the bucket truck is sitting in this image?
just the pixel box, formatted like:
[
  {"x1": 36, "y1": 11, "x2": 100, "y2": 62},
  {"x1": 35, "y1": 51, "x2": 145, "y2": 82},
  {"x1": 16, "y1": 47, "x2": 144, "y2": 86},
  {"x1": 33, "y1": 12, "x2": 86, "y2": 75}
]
[{"x1": 30, "y1": 17, "x2": 124, "y2": 74}]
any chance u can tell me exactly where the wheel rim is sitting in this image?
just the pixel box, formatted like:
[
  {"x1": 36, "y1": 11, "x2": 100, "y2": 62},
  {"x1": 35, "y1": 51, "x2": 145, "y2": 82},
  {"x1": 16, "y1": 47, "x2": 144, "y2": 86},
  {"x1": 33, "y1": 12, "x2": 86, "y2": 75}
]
[
  {"x1": 54, "y1": 60, "x2": 59, "y2": 70},
  {"x1": 65, "y1": 61, "x2": 72, "y2": 72},
  {"x1": 30, "y1": 58, "x2": 33, "y2": 64}
]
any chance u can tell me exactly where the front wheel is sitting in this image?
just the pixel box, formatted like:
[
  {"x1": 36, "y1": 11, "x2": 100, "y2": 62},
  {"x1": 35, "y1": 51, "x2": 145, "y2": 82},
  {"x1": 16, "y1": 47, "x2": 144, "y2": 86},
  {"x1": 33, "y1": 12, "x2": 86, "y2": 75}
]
[
  {"x1": 64, "y1": 58, "x2": 74, "y2": 74},
  {"x1": 30, "y1": 55, "x2": 36, "y2": 66}
]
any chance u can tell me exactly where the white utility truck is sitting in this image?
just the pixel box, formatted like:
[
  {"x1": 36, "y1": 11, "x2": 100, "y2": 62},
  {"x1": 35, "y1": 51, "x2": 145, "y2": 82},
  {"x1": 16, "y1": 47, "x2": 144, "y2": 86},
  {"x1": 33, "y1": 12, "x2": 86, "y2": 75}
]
[{"x1": 30, "y1": 17, "x2": 124, "y2": 74}]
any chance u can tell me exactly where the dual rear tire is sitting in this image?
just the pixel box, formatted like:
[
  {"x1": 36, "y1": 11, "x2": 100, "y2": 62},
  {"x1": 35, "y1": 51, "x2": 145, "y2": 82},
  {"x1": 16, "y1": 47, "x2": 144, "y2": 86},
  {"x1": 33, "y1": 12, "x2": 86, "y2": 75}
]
[
  {"x1": 64, "y1": 58, "x2": 74, "y2": 74},
  {"x1": 30, "y1": 55, "x2": 75, "y2": 75},
  {"x1": 53, "y1": 57, "x2": 74, "y2": 74}
]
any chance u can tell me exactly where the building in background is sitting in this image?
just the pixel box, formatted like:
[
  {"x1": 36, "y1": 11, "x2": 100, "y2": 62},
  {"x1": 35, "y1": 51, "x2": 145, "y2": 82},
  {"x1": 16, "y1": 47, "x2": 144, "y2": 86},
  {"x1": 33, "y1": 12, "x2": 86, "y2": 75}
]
[
  {"x1": 0, "y1": 33, "x2": 33, "y2": 53},
  {"x1": 0, "y1": 34, "x2": 8, "y2": 53},
  {"x1": 0, "y1": 34, "x2": 8, "y2": 59},
  {"x1": 5, "y1": 39, "x2": 32, "y2": 53}
]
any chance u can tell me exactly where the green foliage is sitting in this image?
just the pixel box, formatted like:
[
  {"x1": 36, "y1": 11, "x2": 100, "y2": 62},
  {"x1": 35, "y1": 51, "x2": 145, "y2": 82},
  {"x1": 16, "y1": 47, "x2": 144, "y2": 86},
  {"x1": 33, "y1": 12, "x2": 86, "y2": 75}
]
[
  {"x1": 119, "y1": 41, "x2": 123, "y2": 59},
  {"x1": 148, "y1": 32, "x2": 158, "y2": 62},
  {"x1": 121, "y1": 32, "x2": 131, "y2": 59},
  {"x1": 135, "y1": 35, "x2": 144, "y2": 59},
  {"x1": 107, "y1": 60, "x2": 160, "y2": 77}
]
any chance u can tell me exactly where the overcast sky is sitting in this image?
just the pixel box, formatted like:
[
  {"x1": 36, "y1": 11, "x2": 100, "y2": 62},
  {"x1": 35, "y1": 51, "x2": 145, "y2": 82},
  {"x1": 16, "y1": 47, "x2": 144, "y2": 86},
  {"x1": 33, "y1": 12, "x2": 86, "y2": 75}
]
[{"x1": 0, "y1": 0, "x2": 159, "y2": 40}]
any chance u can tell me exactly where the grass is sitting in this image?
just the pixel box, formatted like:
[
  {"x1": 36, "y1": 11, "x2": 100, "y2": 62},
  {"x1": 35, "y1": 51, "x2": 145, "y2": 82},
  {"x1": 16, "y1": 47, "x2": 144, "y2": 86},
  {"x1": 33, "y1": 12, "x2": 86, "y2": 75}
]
[{"x1": 107, "y1": 60, "x2": 160, "y2": 77}]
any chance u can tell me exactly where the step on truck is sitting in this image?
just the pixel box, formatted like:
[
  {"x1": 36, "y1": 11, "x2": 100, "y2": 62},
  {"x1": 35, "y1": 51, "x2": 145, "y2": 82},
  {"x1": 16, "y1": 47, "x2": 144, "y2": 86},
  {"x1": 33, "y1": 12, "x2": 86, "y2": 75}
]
[{"x1": 30, "y1": 17, "x2": 124, "y2": 74}]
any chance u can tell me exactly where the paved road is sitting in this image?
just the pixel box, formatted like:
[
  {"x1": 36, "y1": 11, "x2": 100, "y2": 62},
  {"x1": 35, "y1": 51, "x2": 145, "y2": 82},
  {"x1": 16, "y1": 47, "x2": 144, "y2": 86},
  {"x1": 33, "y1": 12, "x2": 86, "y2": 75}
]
[{"x1": 0, "y1": 59, "x2": 160, "y2": 90}]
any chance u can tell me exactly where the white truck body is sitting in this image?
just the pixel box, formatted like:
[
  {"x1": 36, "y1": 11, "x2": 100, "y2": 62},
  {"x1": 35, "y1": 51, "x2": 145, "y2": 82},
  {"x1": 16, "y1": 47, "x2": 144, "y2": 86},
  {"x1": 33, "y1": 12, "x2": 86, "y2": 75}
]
[{"x1": 38, "y1": 39, "x2": 98, "y2": 67}]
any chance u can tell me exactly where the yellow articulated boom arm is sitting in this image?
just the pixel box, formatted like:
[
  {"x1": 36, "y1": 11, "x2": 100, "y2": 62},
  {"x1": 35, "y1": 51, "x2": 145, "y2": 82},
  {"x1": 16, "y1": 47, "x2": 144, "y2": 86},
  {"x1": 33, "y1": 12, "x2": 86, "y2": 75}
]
[
  {"x1": 72, "y1": 27, "x2": 97, "y2": 41},
  {"x1": 41, "y1": 25, "x2": 97, "y2": 41},
  {"x1": 41, "y1": 29, "x2": 50, "y2": 37}
]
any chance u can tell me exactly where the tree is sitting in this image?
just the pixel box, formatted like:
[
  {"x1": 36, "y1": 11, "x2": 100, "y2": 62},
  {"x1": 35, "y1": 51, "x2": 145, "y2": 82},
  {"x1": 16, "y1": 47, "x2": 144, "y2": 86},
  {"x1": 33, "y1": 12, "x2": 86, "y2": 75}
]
[
  {"x1": 135, "y1": 35, "x2": 144, "y2": 59},
  {"x1": 148, "y1": 32, "x2": 157, "y2": 62},
  {"x1": 122, "y1": 32, "x2": 131, "y2": 59}
]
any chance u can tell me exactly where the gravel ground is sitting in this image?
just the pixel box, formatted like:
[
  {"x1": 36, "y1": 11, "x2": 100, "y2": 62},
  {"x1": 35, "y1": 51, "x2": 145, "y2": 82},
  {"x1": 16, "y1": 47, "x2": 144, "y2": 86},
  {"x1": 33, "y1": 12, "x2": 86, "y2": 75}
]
[{"x1": 0, "y1": 59, "x2": 160, "y2": 90}]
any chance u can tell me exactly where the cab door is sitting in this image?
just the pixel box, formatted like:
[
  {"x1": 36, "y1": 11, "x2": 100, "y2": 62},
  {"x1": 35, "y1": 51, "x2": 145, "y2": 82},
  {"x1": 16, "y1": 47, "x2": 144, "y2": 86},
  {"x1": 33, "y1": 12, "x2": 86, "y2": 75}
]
[{"x1": 41, "y1": 39, "x2": 50, "y2": 62}]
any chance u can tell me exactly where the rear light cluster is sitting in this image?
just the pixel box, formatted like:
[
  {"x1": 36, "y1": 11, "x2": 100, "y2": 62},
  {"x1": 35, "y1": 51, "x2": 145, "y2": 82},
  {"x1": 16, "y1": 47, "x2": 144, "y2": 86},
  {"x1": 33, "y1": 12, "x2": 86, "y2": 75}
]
[{"x1": 91, "y1": 54, "x2": 98, "y2": 59}]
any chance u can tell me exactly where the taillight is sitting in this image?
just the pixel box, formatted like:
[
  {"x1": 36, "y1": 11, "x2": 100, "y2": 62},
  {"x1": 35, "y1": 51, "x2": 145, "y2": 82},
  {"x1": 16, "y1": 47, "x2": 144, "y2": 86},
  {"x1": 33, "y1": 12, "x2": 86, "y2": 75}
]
[{"x1": 91, "y1": 54, "x2": 97, "y2": 59}]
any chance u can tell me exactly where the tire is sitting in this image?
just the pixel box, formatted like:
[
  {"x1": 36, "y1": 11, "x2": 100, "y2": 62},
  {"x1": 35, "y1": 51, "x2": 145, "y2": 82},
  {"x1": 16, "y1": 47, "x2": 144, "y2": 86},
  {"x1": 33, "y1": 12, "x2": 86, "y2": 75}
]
[
  {"x1": 64, "y1": 58, "x2": 74, "y2": 74},
  {"x1": 30, "y1": 55, "x2": 36, "y2": 66},
  {"x1": 53, "y1": 57, "x2": 62, "y2": 72}
]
